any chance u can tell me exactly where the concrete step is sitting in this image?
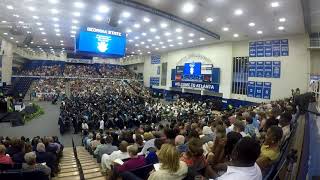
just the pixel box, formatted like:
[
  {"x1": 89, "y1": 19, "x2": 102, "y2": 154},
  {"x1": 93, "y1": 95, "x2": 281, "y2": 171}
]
[
  {"x1": 83, "y1": 168, "x2": 101, "y2": 174},
  {"x1": 60, "y1": 161, "x2": 77, "y2": 166},
  {"x1": 53, "y1": 175, "x2": 81, "y2": 180},
  {"x1": 60, "y1": 167, "x2": 78, "y2": 173},
  {"x1": 87, "y1": 176, "x2": 107, "y2": 180},
  {"x1": 81, "y1": 161, "x2": 96, "y2": 166},
  {"x1": 60, "y1": 164, "x2": 78, "y2": 169},
  {"x1": 84, "y1": 172, "x2": 104, "y2": 179},
  {"x1": 82, "y1": 164, "x2": 99, "y2": 170},
  {"x1": 58, "y1": 171, "x2": 79, "y2": 178}
]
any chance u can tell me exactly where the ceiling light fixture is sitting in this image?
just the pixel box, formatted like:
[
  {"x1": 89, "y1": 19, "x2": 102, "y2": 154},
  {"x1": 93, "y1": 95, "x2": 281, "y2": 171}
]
[
  {"x1": 118, "y1": 20, "x2": 122, "y2": 24},
  {"x1": 279, "y1": 17, "x2": 286, "y2": 22},
  {"x1": 126, "y1": 28, "x2": 132, "y2": 33},
  {"x1": 73, "y1": 12, "x2": 81, "y2": 17},
  {"x1": 271, "y1": 2, "x2": 280, "y2": 7},
  {"x1": 278, "y1": 26, "x2": 285, "y2": 30},
  {"x1": 134, "y1": 24, "x2": 140, "y2": 28},
  {"x1": 54, "y1": 29, "x2": 60, "y2": 32},
  {"x1": 249, "y1": 22, "x2": 255, "y2": 27},
  {"x1": 28, "y1": 7, "x2": 36, "y2": 11},
  {"x1": 71, "y1": 26, "x2": 78, "y2": 29},
  {"x1": 94, "y1": 15, "x2": 103, "y2": 21},
  {"x1": 143, "y1": 17, "x2": 150, "y2": 23},
  {"x1": 54, "y1": 24, "x2": 59, "y2": 27},
  {"x1": 188, "y1": 40, "x2": 193, "y2": 43},
  {"x1": 200, "y1": 37, "x2": 205, "y2": 41},
  {"x1": 6, "y1": 5, "x2": 14, "y2": 10},
  {"x1": 189, "y1": 33, "x2": 194, "y2": 37},
  {"x1": 122, "y1": 12, "x2": 131, "y2": 18},
  {"x1": 206, "y1": 17, "x2": 214, "y2": 22},
  {"x1": 56, "y1": 33, "x2": 61, "y2": 36},
  {"x1": 51, "y1": 9, "x2": 59, "y2": 14},
  {"x1": 182, "y1": 2, "x2": 194, "y2": 13},
  {"x1": 142, "y1": 32, "x2": 147, "y2": 36},
  {"x1": 72, "y1": 19, "x2": 79, "y2": 24},
  {"x1": 176, "y1": 28, "x2": 182, "y2": 33},
  {"x1": 33, "y1": 16, "x2": 39, "y2": 19},
  {"x1": 49, "y1": 0, "x2": 59, "y2": 4},
  {"x1": 150, "y1": 28, "x2": 157, "y2": 33},
  {"x1": 70, "y1": 30, "x2": 77, "y2": 34},
  {"x1": 3, "y1": 33, "x2": 8, "y2": 35},
  {"x1": 41, "y1": 32, "x2": 46, "y2": 35},
  {"x1": 257, "y1": 30, "x2": 263, "y2": 34},
  {"x1": 74, "y1": 2, "x2": 85, "y2": 8},
  {"x1": 222, "y1": 27, "x2": 229, "y2": 31},
  {"x1": 1, "y1": 21, "x2": 7, "y2": 23},
  {"x1": 177, "y1": 36, "x2": 183, "y2": 40},
  {"x1": 52, "y1": 17, "x2": 59, "y2": 21},
  {"x1": 234, "y1": 9, "x2": 243, "y2": 16},
  {"x1": 98, "y1": 5, "x2": 109, "y2": 13},
  {"x1": 36, "y1": 22, "x2": 42, "y2": 26},
  {"x1": 164, "y1": 32, "x2": 171, "y2": 36},
  {"x1": 233, "y1": 33, "x2": 239, "y2": 37},
  {"x1": 160, "y1": 23, "x2": 168, "y2": 28}
]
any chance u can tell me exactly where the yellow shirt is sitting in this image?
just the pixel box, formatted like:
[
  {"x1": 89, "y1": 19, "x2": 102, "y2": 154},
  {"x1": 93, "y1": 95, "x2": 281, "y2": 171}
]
[{"x1": 260, "y1": 144, "x2": 280, "y2": 161}]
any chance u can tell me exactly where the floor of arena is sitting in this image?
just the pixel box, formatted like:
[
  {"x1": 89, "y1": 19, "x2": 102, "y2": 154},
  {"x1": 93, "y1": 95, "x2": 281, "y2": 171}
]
[{"x1": 0, "y1": 101, "x2": 82, "y2": 147}]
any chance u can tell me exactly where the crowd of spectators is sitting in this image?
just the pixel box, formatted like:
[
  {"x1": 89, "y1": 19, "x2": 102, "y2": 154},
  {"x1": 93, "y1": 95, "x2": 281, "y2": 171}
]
[
  {"x1": 0, "y1": 136, "x2": 63, "y2": 178},
  {"x1": 63, "y1": 64, "x2": 100, "y2": 78},
  {"x1": 78, "y1": 96, "x2": 296, "y2": 180},
  {"x1": 30, "y1": 79, "x2": 66, "y2": 101},
  {"x1": 15, "y1": 65, "x2": 63, "y2": 76}
]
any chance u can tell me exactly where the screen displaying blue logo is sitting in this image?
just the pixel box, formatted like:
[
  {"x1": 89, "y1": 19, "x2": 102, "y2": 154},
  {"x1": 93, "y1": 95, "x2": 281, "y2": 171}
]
[
  {"x1": 76, "y1": 29, "x2": 126, "y2": 57},
  {"x1": 183, "y1": 62, "x2": 201, "y2": 76}
]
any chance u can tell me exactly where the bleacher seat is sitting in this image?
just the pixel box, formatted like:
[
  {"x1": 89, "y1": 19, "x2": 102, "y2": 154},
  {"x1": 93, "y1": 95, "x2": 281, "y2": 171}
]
[{"x1": 0, "y1": 170, "x2": 49, "y2": 180}]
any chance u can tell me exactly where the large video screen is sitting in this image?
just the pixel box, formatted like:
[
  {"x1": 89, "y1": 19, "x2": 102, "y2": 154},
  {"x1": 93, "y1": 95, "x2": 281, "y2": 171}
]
[{"x1": 75, "y1": 27, "x2": 126, "y2": 57}]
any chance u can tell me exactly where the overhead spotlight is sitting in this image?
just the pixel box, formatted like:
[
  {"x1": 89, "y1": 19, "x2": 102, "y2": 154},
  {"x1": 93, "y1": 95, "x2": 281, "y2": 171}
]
[
  {"x1": 33, "y1": 16, "x2": 39, "y2": 19},
  {"x1": 70, "y1": 30, "x2": 77, "y2": 34},
  {"x1": 234, "y1": 9, "x2": 243, "y2": 15},
  {"x1": 188, "y1": 40, "x2": 193, "y2": 43},
  {"x1": 271, "y1": 2, "x2": 279, "y2": 7},
  {"x1": 160, "y1": 23, "x2": 168, "y2": 28},
  {"x1": 142, "y1": 32, "x2": 147, "y2": 36},
  {"x1": 54, "y1": 29, "x2": 60, "y2": 32},
  {"x1": 94, "y1": 15, "x2": 103, "y2": 21},
  {"x1": 134, "y1": 24, "x2": 140, "y2": 28},
  {"x1": 206, "y1": 17, "x2": 214, "y2": 22},
  {"x1": 6, "y1": 5, "x2": 14, "y2": 10},
  {"x1": 56, "y1": 33, "x2": 61, "y2": 36},
  {"x1": 257, "y1": 30, "x2": 263, "y2": 34},
  {"x1": 73, "y1": 12, "x2": 81, "y2": 17},
  {"x1": 189, "y1": 33, "x2": 194, "y2": 37},
  {"x1": 72, "y1": 19, "x2": 79, "y2": 24},
  {"x1": 200, "y1": 37, "x2": 205, "y2": 41},
  {"x1": 49, "y1": 0, "x2": 59, "y2": 4},
  {"x1": 150, "y1": 28, "x2": 157, "y2": 33},
  {"x1": 71, "y1": 26, "x2": 78, "y2": 29},
  {"x1": 233, "y1": 33, "x2": 239, "y2": 37},
  {"x1": 279, "y1": 17, "x2": 286, "y2": 22},
  {"x1": 182, "y1": 2, "x2": 194, "y2": 13},
  {"x1": 126, "y1": 28, "x2": 132, "y2": 33},
  {"x1": 118, "y1": 20, "x2": 123, "y2": 24},
  {"x1": 98, "y1": 5, "x2": 110, "y2": 13},
  {"x1": 177, "y1": 36, "x2": 183, "y2": 40},
  {"x1": 28, "y1": 7, "x2": 36, "y2": 11},
  {"x1": 176, "y1": 28, "x2": 182, "y2": 33},
  {"x1": 74, "y1": 2, "x2": 85, "y2": 8},
  {"x1": 52, "y1": 17, "x2": 59, "y2": 21},
  {"x1": 143, "y1": 17, "x2": 150, "y2": 23},
  {"x1": 51, "y1": 9, "x2": 59, "y2": 14},
  {"x1": 122, "y1": 12, "x2": 131, "y2": 18},
  {"x1": 164, "y1": 32, "x2": 171, "y2": 36},
  {"x1": 249, "y1": 22, "x2": 255, "y2": 27},
  {"x1": 278, "y1": 26, "x2": 285, "y2": 30},
  {"x1": 1, "y1": 21, "x2": 7, "y2": 23},
  {"x1": 222, "y1": 27, "x2": 229, "y2": 31}
]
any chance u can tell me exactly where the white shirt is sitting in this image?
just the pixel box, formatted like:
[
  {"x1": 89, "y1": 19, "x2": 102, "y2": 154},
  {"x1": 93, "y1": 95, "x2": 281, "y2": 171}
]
[
  {"x1": 82, "y1": 123, "x2": 89, "y2": 130},
  {"x1": 101, "y1": 150, "x2": 129, "y2": 171},
  {"x1": 99, "y1": 120, "x2": 104, "y2": 130},
  {"x1": 217, "y1": 163, "x2": 262, "y2": 180}
]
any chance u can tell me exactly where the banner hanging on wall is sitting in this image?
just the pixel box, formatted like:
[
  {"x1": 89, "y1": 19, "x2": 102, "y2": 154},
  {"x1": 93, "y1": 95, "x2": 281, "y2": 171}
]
[
  {"x1": 172, "y1": 81, "x2": 219, "y2": 92},
  {"x1": 249, "y1": 39, "x2": 289, "y2": 57}
]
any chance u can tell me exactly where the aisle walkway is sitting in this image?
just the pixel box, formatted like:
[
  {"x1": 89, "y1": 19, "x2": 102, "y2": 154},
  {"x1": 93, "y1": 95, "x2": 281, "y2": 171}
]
[{"x1": 0, "y1": 101, "x2": 82, "y2": 147}]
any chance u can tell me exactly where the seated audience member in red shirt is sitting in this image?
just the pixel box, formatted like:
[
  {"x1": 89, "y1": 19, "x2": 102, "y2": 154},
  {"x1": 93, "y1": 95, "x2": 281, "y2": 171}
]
[
  {"x1": 115, "y1": 144, "x2": 146, "y2": 173},
  {"x1": 0, "y1": 144, "x2": 13, "y2": 165}
]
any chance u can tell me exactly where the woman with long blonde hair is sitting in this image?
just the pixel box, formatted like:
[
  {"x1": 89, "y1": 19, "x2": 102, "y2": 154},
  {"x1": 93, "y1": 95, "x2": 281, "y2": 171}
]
[{"x1": 148, "y1": 144, "x2": 188, "y2": 180}]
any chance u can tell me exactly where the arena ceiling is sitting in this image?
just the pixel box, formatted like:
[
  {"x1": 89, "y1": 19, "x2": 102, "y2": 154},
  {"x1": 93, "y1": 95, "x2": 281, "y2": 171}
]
[{"x1": 0, "y1": 0, "x2": 306, "y2": 56}]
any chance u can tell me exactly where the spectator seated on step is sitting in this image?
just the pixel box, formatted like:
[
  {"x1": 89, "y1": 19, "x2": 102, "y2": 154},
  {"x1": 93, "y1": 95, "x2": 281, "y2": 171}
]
[
  {"x1": 0, "y1": 144, "x2": 13, "y2": 165},
  {"x1": 114, "y1": 144, "x2": 146, "y2": 173},
  {"x1": 22, "y1": 152, "x2": 51, "y2": 176},
  {"x1": 101, "y1": 141, "x2": 129, "y2": 173}
]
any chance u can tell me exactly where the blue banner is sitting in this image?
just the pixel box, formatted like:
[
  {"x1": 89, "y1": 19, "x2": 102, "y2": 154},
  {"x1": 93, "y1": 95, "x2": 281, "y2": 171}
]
[
  {"x1": 247, "y1": 81, "x2": 255, "y2": 97},
  {"x1": 256, "y1": 61, "x2": 264, "y2": 77},
  {"x1": 281, "y1": 44, "x2": 289, "y2": 56},
  {"x1": 249, "y1": 46, "x2": 257, "y2": 57},
  {"x1": 150, "y1": 77, "x2": 160, "y2": 86},
  {"x1": 263, "y1": 82, "x2": 272, "y2": 99},
  {"x1": 249, "y1": 39, "x2": 288, "y2": 57},
  {"x1": 257, "y1": 46, "x2": 265, "y2": 57},
  {"x1": 264, "y1": 61, "x2": 273, "y2": 78},
  {"x1": 272, "y1": 61, "x2": 281, "y2": 78},
  {"x1": 172, "y1": 81, "x2": 219, "y2": 92},
  {"x1": 151, "y1": 55, "x2": 161, "y2": 64},
  {"x1": 248, "y1": 61, "x2": 257, "y2": 77}
]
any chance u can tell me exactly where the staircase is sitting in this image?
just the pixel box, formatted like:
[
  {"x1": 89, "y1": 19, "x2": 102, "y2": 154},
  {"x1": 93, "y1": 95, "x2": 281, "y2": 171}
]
[
  {"x1": 53, "y1": 147, "x2": 80, "y2": 180},
  {"x1": 76, "y1": 146, "x2": 106, "y2": 180}
]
